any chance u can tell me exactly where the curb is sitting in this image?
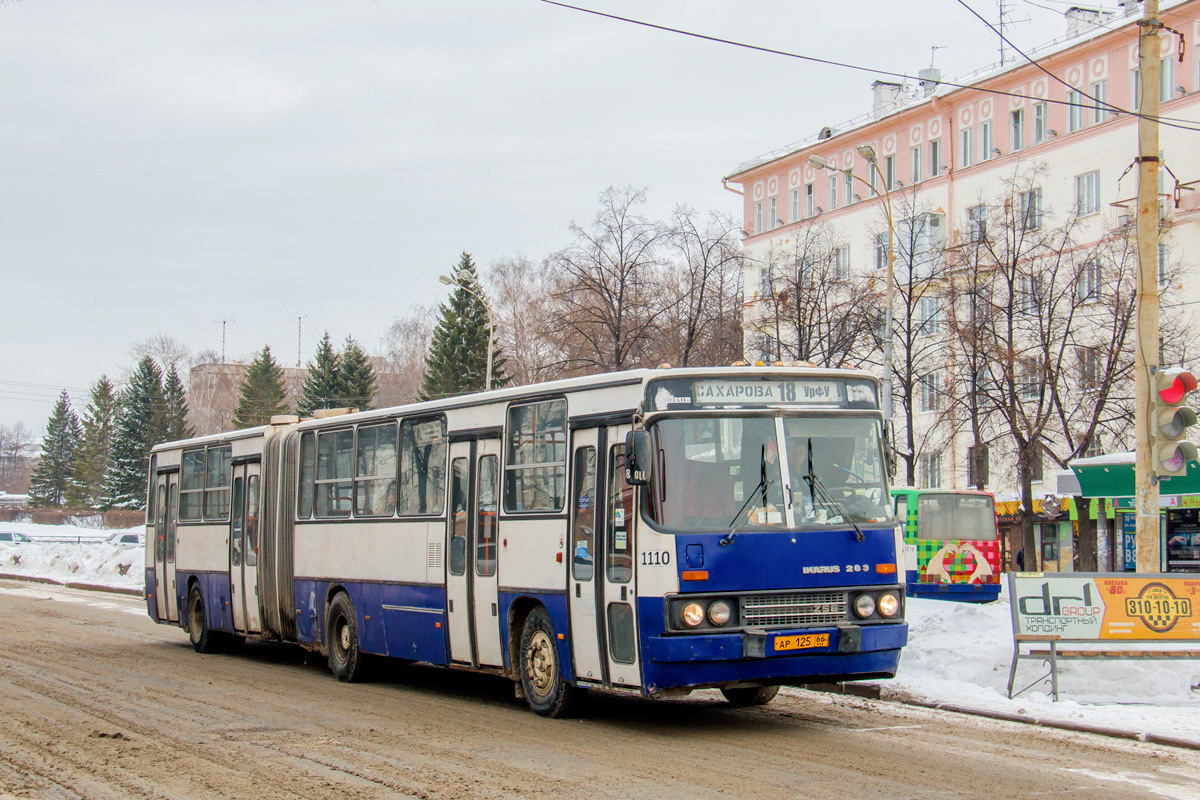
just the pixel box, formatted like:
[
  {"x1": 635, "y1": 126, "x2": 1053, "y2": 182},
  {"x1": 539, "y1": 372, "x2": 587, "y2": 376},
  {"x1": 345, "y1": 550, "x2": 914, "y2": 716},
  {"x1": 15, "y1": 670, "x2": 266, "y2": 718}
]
[
  {"x1": 0, "y1": 573, "x2": 143, "y2": 598},
  {"x1": 808, "y1": 682, "x2": 1200, "y2": 752}
]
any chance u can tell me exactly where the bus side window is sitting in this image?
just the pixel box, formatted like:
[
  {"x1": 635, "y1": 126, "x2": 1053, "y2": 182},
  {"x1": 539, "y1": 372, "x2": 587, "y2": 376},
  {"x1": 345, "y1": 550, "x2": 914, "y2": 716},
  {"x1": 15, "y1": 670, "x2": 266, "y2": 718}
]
[
  {"x1": 476, "y1": 455, "x2": 498, "y2": 577},
  {"x1": 607, "y1": 445, "x2": 633, "y2": 583},
  {"x1": 895, "y1": 495, "x2": 908, "y2": 533},
  {"x1": 571, "y1": 446, "x2": 596, "y2": 581}
]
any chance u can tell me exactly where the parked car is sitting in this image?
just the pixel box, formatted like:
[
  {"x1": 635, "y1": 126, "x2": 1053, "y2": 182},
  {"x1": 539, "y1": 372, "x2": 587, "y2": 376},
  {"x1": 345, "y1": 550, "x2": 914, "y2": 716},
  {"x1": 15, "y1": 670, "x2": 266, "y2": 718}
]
[
  {"x1": 107, "y1": 531, "x2": 144, "y2": 547},
  {"x1": 0, "y1": 531, "x2": 32, "y2": 545}
]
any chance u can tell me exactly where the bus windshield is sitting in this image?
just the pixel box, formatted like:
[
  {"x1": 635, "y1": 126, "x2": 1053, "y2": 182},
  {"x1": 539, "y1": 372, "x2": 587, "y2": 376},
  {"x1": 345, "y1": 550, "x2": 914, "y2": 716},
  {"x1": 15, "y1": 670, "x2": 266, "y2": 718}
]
[
  {"x1": 916, "y1": 493, "x2": 998, "y2": 541},
  {"x1": 647, "y1": 414, "x2": 891, "y2": 533}
]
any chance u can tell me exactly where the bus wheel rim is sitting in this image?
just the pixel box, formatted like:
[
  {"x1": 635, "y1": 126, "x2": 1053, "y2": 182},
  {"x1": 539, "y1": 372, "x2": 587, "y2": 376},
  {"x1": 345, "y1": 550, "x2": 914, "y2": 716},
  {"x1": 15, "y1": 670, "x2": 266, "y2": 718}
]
[
  {"x1": 526, "y1": 629, "x2": 555, "y2": 697},
  {"x1": 338, "y1": 619, "x2": 350, "y2": 654}
]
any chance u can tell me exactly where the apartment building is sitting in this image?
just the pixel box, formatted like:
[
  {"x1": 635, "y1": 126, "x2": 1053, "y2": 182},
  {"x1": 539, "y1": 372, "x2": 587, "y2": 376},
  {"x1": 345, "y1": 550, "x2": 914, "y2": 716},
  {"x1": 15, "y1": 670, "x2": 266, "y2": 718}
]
[{"x1": 724, "y1": 1, "x2": 1200, "y2": 498}]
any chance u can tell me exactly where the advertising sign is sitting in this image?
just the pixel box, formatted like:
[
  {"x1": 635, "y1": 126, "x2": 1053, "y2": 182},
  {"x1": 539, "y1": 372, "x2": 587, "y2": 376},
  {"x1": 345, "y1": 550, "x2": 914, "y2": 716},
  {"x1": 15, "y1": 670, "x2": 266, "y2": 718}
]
[
  {"x1": 1121, "y1": 514, "x2": 1137, "y2": 571},
  {"x1": 1009, "y1": 572, "x2": 1200, "y2": 640}
]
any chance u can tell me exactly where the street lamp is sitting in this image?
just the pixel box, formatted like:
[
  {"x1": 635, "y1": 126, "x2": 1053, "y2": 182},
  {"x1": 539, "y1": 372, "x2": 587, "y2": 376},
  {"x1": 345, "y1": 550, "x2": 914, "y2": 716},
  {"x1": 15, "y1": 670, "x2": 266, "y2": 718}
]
[
  {"x1": 439, "y1": 274, "x2": 495, "y2": 392},
  {"x1": 808, "y1": 149, "x2": 896, "y2": 429}
]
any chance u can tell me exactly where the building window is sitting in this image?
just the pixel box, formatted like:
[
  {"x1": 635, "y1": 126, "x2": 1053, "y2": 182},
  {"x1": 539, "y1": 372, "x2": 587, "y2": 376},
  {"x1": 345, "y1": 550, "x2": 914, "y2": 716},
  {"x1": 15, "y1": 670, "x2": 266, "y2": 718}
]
[
  {"x1": 804, "y1": 183, "x2": 815, "y2": 217},
  {"x1": 1016, "y1": 274, "x2": 1037, "y2": 314},
  {"x1": 1091, "y1": 80, "x2": 1108, "y2": 123},
  {"x1": 1018, "y1": 365, "x2": 1039, "y2": 400},
  {"x1": 1078, "y1": 258, "x2": 1101, "y2": 301},
  {"x1": 911, "y1": 144, "x2": 923, "y2": 184},
  {"x1": 1010, "y1": 108, "x2": 1024, "y2": 150},
  {"x1": 834, "y1": 244, "x2": 851, "y2": 280},
  {"x1": 844, "y1": 170, "x2": 854, "y2": 204},
  {"x1": 918, "y1": 451, "x2": 942, "y2": 489},
  {"x1": 1075, "y1": 170, "x2": 1100, "y2": 215},
  {"x1": 981, "y1": 120, "x2": 993, "y2": 160},
  {"x1": 1131, "y1": 68, "x2": 1141, "y2": 111},
  {"x1": 769, "y1": 196, "x2": 778, "y2": 229},
  {"x1": 884, "y1": 154, "x2": 896, "y2": 189},
  {"x1": 868, "y1": 162, "x2": 877, "y2": 194},
  {"x1": 1019, "y1": 187, "x2": 1043, "y2": 230},
  {"x1": 1068, "y1": 90, "x2": 1084, "y2": 132},
  {"x1": 967, "y1": 204, "x2": 987, "y2": 242},
  {"x1": 790, "y1": 188, "x2": 800, "y2": 222},
  {"x1": 753, "y1": 200, "x2": 763, "y2": 234},
  {"x1": 1034, "y1": 101, "x2": 1048, "y2": 143},
  {"x1": 961, "y1": 127, "x2": 973, "y2": 168},
  {"x1": 874, "y1": 233, "x2": 889, "y2": 271},
  {"x1": 917, "y1": 296, "x2": 941, "y2": 336},
  {"x1": 1161, "y1": 56, "x2": 1175, "y2": 102},
  {"x1": 930, "y1": 139, "x2": 942, "y2": 177},
  {"x1": 759, "y1": 262, "x2": 775, "y2": 297},
  {"x1": 797, "y1": 256, "x2": 815, "y2": 288},
  {"x1": 1085, "y1": 435, "x2": 1103, "y2": 459},
  {"x1": 1079, "y1": 345, "x2": 1101, "y2": 388},
  {"x1": 919, "y1": 372, "x2": 940, "y2": 412},
  {"x1": 828, "y1": 173, "x2": 839, "y2": 209}
]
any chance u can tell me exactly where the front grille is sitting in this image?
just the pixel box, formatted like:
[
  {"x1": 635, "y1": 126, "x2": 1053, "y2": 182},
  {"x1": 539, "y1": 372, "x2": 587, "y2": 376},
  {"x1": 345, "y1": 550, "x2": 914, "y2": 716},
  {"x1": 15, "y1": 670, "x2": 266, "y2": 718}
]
[{"x1": 741, "y1": 592, "x2": 846, "y2": 627}]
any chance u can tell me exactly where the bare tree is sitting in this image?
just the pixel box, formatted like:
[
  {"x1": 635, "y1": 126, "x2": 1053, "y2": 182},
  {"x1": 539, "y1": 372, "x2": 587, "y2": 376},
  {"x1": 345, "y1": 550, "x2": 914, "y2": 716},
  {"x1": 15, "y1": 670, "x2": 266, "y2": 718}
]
[
  {"x1": 378, "y1": 304, "x2": 436, "y2": 406},
  {"x1": 0, "y1": 422, "x2": 35, "y2": 493},
  {"x1": 548, "y1": 186, "x2": 671, "y2": 373},
  {"x1": 486, "y1": 255, "x2": 564, "y2": 385},
  {"x1": 656, "y1": 206, "x2": 744, "y2": 367},
  {"x1": 130, "y1": 332, "x2": 191, "y2": 372}
]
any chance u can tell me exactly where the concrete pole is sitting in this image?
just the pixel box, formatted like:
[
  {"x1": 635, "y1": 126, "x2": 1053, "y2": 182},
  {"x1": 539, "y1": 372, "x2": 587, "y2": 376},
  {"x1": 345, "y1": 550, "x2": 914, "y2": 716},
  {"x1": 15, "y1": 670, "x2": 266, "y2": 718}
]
[{"x1": 1135, "y1": 0, "x2": 1162, "y2": 573}]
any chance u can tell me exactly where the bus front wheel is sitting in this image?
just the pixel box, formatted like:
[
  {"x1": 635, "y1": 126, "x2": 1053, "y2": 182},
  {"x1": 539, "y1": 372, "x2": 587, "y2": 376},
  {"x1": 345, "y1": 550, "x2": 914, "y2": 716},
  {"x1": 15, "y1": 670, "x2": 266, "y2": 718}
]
[
  {"x1": 519, "y1": 607, "x2": 577, "y2": 717},
  {"x1": 721, "y1": 685, "x2": 779, "y2": 707},
  {"x1": 326, "y1": 592, "x2": 365, "y2": 682}
]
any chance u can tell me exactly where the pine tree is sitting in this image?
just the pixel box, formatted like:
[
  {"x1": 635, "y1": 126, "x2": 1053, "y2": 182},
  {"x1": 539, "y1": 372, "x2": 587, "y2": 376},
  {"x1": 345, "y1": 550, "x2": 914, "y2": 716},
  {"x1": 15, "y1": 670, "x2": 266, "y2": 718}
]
[
  {"x1": 162, "y1": 364, "x2": 192, "y2": 441},
  {"x1": 103, "y1": 356, "x2": 165, "y2": 510},
  {"x1": 420, "y1": 252, "x2": 508, "y2": 399},
  {"x1": 233, "y1": 346, "x2": 289, "y2": 428},
  {"x1": 67, "y1": 376, "x2": 118, "y2": 508},
  {"x1": 338, "y1": 337, "x2": 378, "y2": 411},
  {"x1": 297, "y1": 331, "x2": 342, "y2": 416},
  {"x1": 28, "y1": 391, "x2": 83, "y2": 508}
]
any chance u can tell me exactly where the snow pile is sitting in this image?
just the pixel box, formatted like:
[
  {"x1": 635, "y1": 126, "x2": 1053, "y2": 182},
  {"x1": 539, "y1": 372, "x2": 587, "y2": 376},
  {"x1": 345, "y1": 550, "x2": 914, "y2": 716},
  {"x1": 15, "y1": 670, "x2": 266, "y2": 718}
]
[
  {"x1": 0, "y1": 522, "x2": 143, "y2": 589},
  {"x1": 879, "y1": 587, "x2": 1200, "y2": 743}
]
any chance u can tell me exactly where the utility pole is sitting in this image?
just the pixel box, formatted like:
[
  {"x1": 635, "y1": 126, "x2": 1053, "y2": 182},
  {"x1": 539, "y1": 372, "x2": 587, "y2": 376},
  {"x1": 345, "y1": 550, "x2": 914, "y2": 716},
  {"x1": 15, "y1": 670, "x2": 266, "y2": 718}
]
[
  {"x1": 297, "y1": 316, "x2": 302, "y2": 367},
  {"x1": 1134, "y1": 0, "x2": 1162, "y2": 573},
  {"x1": 214, "y1": 318, "x2": 235, "y2": 364}
]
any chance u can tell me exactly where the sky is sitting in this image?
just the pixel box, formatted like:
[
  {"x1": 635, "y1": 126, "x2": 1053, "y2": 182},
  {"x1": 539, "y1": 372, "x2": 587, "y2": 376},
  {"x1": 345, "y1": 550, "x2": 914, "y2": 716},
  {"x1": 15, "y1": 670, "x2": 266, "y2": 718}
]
[{"x1": 0, "y1": 0, "x2": 1077, "y2": 433}]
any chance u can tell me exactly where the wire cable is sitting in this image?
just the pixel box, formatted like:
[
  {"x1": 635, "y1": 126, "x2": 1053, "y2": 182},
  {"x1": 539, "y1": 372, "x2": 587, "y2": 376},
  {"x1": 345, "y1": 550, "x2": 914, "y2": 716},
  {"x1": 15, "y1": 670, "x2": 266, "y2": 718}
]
[{"x1": 541, "y1": 0, "x2": 1200, "y2": 133}]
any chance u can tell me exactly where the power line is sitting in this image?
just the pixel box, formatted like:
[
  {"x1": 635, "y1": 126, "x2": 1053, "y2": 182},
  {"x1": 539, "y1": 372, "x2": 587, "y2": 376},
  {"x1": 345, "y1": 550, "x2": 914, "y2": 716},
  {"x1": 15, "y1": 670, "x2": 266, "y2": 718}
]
[{"x1": 540, "y1": 0, "x2": 1200, "y2": 134}]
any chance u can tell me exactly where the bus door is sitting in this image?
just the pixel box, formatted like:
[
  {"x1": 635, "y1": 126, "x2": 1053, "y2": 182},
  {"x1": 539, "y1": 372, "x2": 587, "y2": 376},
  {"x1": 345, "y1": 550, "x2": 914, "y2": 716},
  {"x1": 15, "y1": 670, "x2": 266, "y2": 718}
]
[
  {"x1": 567, "y1": 427, "x2": 605, "y2": 684},
  {"x1": 445, "y1": 441, "x2": 475, "y2": 665},
  {"x1": 229, "y1": 461, "x2": 262, "y2": 634},
  {"x1": 600, "y1": 425, "x2": 641, "y2": 688},
  {"x1": 153, "y1": 474, "x2": 169, "y2": 621},
  {"x1": 472, "y1": 438, "x2": 503, "y2": 667}
]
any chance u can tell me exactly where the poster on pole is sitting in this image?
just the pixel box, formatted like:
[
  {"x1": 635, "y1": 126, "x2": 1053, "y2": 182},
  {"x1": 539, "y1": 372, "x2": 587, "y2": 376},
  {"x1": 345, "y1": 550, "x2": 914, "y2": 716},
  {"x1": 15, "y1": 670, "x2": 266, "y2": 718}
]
[{"x1": 1009, "y1": 572, "x2": 1200, "y2": 640}]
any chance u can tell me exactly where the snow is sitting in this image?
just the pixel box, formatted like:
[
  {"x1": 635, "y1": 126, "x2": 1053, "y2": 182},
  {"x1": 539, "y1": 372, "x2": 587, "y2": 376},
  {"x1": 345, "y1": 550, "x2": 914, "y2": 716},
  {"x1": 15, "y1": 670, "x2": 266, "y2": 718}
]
[{"x1": 2, "y1": 522, "x2": 1198, "y2": 744}]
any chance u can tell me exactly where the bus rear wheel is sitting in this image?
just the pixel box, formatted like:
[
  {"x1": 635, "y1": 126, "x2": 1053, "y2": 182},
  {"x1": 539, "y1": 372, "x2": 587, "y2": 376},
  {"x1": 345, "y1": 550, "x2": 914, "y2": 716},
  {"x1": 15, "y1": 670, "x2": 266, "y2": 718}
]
[
  {"x1": 721, "y1": 685, "x2": 779, "y2": 707},
  {"x1": 326, "y1": 592, "x2": 365, "y2": 682},
  {"x1": 519, "y1": 607, "x2": 577, "y2": 717},
  {"x1": 187, "y1": 584, "x2": 219, "y2": 654}
]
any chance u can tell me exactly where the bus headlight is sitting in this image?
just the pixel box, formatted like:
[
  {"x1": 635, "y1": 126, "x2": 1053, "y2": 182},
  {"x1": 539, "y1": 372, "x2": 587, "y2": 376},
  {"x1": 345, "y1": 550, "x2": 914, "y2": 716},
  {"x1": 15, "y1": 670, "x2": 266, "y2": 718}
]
[
  {"x1": 681, "y1": 602, "x2": 706, "y2": 628},
  {"x1": 708, "y1": 600, "x2": 732, "y2": 626},
  {"x1": 853, "y1": 593, "x2": 876, "y2": 619},
  {"x1": 877, "y1": 592, "x2": 900, "y2": 618}
]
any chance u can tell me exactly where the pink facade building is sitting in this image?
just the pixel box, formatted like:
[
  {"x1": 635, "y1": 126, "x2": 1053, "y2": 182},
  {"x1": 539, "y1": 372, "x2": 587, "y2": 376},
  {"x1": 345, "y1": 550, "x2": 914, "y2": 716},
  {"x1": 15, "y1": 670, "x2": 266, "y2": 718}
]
[{"x1": 724, "y1": 1, "x2": 1200, "y2": 505}]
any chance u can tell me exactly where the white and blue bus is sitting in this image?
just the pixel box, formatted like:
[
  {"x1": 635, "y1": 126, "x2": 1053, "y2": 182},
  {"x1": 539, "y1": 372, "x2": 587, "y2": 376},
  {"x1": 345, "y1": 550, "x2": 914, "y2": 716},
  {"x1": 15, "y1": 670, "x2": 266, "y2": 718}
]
[{"x1": 145, "y1": 366, "x2": 908, "y2": 716}]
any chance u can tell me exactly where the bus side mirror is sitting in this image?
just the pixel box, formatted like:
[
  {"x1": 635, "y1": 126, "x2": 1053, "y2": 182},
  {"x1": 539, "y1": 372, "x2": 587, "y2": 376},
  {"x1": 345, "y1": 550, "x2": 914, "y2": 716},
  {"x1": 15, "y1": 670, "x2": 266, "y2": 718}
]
[
  {"x1": 625, "y1": 431, "x2": 652, "y2": 486},
  {"x1": 884, "y1": 420, "x2": 897, "y2": 479}
]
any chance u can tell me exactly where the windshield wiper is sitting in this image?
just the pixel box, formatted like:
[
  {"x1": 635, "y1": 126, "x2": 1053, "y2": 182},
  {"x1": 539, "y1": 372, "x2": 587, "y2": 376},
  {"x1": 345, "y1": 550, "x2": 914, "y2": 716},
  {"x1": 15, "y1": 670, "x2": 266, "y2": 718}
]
[
  {"x1": 722, "y1": 444, "x2": 772, "y2": 547},
  {"x1": 803, "y1": 437, "x2": 864, "y2": 542}
]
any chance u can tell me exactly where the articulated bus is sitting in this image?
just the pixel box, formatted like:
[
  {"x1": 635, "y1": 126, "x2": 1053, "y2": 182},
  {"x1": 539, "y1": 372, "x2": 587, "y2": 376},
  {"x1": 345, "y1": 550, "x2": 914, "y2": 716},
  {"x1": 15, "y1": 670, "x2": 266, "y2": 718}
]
[
  {"x1": 145, "y1": 366, "x2": 908, "y2": 716},
  {"x1": 891, "y1": 487, "x2": 1001, "y2": 603}
]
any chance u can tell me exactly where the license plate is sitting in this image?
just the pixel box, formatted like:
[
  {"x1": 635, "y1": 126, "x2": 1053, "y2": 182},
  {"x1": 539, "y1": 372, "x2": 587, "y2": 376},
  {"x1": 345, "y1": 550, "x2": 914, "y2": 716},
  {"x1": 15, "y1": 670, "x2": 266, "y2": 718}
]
[{"x1": 773, "y1": 633, "x2": 829, "y2": 652}]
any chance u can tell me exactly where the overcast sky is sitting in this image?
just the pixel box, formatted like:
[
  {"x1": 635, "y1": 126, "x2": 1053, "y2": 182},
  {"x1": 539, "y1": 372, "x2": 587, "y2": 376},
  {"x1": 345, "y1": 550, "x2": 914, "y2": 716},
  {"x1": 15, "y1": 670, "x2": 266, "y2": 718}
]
[{"x1": 1, "y1": 0, "x2": 1074, "y2": 433}]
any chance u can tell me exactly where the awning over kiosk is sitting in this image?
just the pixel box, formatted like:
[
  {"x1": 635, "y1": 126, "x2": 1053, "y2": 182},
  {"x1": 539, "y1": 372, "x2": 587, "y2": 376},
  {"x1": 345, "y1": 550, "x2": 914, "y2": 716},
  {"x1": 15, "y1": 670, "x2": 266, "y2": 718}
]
[{"x1": 1069, "y1": 451, "x2": 1200, "y2": 498}]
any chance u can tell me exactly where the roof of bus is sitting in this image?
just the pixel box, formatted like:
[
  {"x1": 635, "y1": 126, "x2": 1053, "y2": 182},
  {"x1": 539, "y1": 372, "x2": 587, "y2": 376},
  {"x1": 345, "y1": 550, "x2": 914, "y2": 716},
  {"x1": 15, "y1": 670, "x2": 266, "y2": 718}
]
[
  {"x1": 153, "y1": 364, "x2": 881, "y2": 450},
  {"x1": 890, "y1": 486, "x2": 995, "y2": 497},
  {"x1": 150, "y1": 425, "x2": 270, "y2": 454}
]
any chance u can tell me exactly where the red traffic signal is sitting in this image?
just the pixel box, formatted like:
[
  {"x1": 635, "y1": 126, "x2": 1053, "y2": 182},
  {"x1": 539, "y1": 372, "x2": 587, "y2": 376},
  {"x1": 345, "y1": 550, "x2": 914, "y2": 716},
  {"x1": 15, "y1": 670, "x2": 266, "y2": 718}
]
[
  {"x1": 1158, "y1": 368, "x2": 1198, "y2": 405},
  {"x1": 1152, "y1": 367, "x2": 1199, "y2": 476}
]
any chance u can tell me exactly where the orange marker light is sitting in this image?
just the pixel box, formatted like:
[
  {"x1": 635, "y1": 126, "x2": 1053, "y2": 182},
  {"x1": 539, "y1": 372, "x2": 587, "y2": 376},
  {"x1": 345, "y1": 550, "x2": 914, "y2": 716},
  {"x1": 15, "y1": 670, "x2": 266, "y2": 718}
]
[
  {"x1": 557, "y1": 633, "x2": 565, "y2": 640},
  {"x1": 681, "y1": 570, "x2": 709, "y2": 581},
  {"x1": 876, "y1": 563, "x2": 897, "y2": 574},
  {"x1": 435, "y1": 622, "x2": 442, "y2": 628}
]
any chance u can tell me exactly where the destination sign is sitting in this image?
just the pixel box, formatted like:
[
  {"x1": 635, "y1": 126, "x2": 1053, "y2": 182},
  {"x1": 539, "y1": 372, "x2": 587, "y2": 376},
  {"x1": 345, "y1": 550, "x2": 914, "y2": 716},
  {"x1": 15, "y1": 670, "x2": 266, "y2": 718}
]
[{"x1": 647, "y1": 377, "x2": 878, "y2": 411}]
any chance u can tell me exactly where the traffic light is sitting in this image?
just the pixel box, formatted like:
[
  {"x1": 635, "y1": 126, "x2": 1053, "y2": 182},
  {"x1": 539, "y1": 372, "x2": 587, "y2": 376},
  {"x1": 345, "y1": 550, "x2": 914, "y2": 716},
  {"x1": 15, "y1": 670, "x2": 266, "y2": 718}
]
[{"x1": 1152, "y1": 367, "x2": 1199, "y2": 477}]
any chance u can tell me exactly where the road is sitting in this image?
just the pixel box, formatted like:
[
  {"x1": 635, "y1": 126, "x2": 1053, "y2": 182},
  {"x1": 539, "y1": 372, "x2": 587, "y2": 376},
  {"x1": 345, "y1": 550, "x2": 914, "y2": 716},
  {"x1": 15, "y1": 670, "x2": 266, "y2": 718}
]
[{"x1": 0, "y1": 579, "x2": 1197, "y2": 800}]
